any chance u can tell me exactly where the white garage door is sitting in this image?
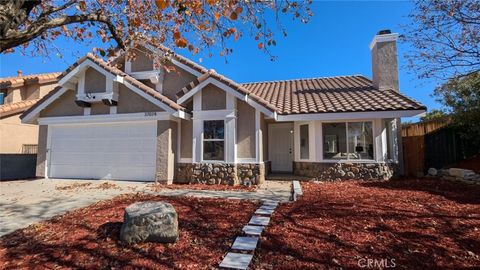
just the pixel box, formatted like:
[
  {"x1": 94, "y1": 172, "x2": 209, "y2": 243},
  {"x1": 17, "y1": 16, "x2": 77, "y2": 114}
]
[{"x1": 48, "y1": 121, "x2": 157, "y2": 181}]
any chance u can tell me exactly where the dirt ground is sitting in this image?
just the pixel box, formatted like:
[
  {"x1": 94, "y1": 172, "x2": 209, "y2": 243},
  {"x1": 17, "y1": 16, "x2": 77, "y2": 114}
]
[{"x1": 253, "y1": 179, "x2": 480, "y2": 270}]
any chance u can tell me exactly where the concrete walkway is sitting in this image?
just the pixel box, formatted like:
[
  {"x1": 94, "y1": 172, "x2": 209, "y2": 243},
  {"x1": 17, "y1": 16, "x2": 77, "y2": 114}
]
[{"x1": 0, "y1": 179, "x2": 291, "y2": 236}]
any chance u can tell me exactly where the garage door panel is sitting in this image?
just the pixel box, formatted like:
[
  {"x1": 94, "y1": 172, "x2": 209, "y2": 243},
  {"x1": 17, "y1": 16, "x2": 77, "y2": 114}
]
[{"x1": 49, "y1": 121, "x2": 157, "y2": 181}]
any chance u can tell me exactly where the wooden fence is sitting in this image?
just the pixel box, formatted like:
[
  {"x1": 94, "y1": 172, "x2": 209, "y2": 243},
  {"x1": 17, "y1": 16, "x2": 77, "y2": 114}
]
[{"x1": 402, "y1": 117, "x2": 472, "y2": 176}]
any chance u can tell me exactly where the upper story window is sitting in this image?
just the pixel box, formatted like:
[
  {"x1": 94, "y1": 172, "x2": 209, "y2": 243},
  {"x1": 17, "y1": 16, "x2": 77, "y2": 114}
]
[
  {"x1": 323, "y1": 121, "x2": 374, "y2": 160},
  {"x1": 203, "y1": 120, "x2": 225, "y2": 161}
]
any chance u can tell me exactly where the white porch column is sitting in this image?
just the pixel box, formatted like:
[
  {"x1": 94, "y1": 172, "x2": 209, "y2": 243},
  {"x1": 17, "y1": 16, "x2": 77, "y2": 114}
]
[
  {"x1": 374, "y1": 118, "x2": 387, "y2": 162},
  {"x1": 225, "y1": 94, "x2": 236, "y2": 163},
  {"x1": 192, "y1": 91, "x2": 202, "y2": 163},
  {"x1": 255, "y1": 110, "x2": 263, "y2": 162}
]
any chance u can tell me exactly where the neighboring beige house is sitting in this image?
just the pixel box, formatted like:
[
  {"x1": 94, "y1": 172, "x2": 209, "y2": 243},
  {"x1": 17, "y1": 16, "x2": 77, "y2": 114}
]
[
  {"x1": 21, "y1": 30, "x2": 426, "y2": 185},
  {"x1": 0, "y1": 72, "x2": 60, "y2": 154}
]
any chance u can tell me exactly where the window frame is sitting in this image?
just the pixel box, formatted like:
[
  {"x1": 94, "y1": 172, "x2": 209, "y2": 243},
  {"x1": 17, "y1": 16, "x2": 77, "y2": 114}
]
[
  {"x1": 321, "y1": 120, "x2": 376, "y2": 162},
  {"x1": 201, "y1": 120, "x2": 226, "y2": 162}
]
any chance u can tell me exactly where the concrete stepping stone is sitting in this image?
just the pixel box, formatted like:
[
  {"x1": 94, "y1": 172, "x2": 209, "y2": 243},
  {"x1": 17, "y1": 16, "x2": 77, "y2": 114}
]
[
  {"x1": 219, "y1": 252, "x2": 253, "y2": 270},
  {"x1": 262, "y1": 200, "x2": 279, "y2": 206},
  {"x1": 242, "y1": 225, "x2": 264, "y2": 236},
  {"x1": 249, "y1": 215, "x2": 270, "y2": 226},
  {"x1": 231, "y1": 236, "x2": 259, "y2": 251},
  {"x1": 255, "y1": 208, "x2": 274, "y2": 215},
  {"x1": 259, "y1": 204, "x2": 277, "y2": 210}
]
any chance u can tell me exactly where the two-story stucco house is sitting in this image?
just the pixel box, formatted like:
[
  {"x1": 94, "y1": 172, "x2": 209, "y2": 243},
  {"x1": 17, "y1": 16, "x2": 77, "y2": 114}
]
[
  {"x1": 0, "y1": 71, "x2": 59, "y2": 154},
  {"x1": 20, "y1": 30, "x2": 426, "y2": 185}
]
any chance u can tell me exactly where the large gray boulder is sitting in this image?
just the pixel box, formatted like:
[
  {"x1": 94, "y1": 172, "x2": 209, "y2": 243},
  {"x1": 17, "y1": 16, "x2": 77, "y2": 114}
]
[{"x1": 120, "y1": 201, "x2": 178, "y2": 244}]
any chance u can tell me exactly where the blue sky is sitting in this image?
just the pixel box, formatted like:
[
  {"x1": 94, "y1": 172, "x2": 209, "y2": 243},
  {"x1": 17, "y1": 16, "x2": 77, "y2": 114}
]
[{"x1": 0, "y1": 1, "x2": 441, "y2": 120}]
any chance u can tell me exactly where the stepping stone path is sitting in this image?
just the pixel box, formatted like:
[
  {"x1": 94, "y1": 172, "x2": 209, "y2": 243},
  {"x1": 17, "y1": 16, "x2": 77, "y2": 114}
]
[
  {"x1": 231, "y1": 236, "x2": 259, "y2": 251},
  {"x1": 219, "y1": 199, "x2": 280, "y2": 269},
  {"x1": 219, "y1": 253, "x2": 254, "y2": 269},
  {"x1": 242, "y1": 225, "x2": 264, "y2": 236}
]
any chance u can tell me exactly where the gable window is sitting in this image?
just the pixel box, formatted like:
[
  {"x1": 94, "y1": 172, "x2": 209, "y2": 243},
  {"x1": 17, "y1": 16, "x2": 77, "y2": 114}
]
[
  {"x1": 300, "y1": 124, "x2": 310, "y2": 159},
  {"x1": 323, "y1": 121, "x2": 374, "y2": 160},
  {"x1": 203, "y1": 120, "x2": 225, "y2": 161}
]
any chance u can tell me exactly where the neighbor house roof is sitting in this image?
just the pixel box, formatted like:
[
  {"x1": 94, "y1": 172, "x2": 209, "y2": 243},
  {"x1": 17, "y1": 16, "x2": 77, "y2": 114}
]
[
  {"x1": 0, "y1": 99, "x2": 40, "y2": 119},
  {"x1": 0, "y1": 72, "x2": 61, "y2": 90},
  {"x1": 21, "y1": 53, "x2": 185, "y2": 120}
]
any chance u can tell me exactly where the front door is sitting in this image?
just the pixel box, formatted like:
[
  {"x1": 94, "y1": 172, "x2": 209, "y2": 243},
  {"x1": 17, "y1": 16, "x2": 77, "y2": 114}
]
[{"x1": 268, "y1": 123, "x2": 294, "y2": 172}]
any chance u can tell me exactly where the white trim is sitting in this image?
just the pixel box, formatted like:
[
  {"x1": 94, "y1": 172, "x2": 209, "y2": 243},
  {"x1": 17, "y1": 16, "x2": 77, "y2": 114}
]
[
  {"x1": 255, "y1": 110, "x2": 263, "y2": 163},
  {"x1": 173, "y1": 110, "x2": 191, "y2": 120},
  {"x1": 38, "y1": 112, "x2": 171, "y2": 125},
  {"x1": 45, "y1": 125, "x2": 52, "y2": 179},
  {"x1": 369, "y1": 33, "x2": 399, "y2": 50},
  {"x1": 77, "y1": 70, "x2": 85, "y2": 95},
  {"x1": 237, "y1": 158, "x2": 259, "y2": 164},
  {"x1": 21, "y1": 87, "x2": 69, "y2": 124},
  {"x1": 192, "y1": 109, "x2": 236, "y2": 120},
  {"x1": 277, "y1": 110, "x2": 425, "y2": 122},
  {"x1": 171, "y1": 59, "x2": 202, "y2": 77},
  {"x1": 179, "y1": 158, "x2": 193, "y2": 163},
  {"x1": 129, "y1": 71, "x2": 161, "y2": 80}
]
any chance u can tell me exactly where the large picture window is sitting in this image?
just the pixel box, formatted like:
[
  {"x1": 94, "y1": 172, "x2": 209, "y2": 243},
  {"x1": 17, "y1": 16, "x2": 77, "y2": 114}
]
[
  {"x1": 203, "y1": 120, "x2": 225, "y2": 161},
  {"x1": 323, "y1": 122, "x2": 374, "y2": 160}
]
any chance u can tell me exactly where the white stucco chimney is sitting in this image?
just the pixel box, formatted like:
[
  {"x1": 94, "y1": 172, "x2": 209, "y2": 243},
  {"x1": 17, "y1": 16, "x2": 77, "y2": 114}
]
[{"x1": 369, "y1": 30, "x2": 400, "y2": 92}]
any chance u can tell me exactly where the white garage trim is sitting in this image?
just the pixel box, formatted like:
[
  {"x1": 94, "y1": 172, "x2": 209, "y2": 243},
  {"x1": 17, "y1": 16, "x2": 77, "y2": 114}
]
[{"x1": 38, "y1": 112, "x2": 172, "y2": 125}]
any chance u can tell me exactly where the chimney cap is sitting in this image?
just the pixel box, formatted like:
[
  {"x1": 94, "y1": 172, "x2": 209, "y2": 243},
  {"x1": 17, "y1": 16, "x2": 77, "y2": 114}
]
[
  {"x1": 369, "y1": 31, "x2": 399, "y2": 50},
  {"x1": 377, "y1": 29, "x2": 392, "y2": 35}
]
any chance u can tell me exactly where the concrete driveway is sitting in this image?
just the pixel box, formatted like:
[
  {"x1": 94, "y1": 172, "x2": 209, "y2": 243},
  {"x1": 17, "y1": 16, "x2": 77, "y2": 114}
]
[
  {"x1": 0, "y1": 179, "x2": 148, "y2": 236},
  {"x1": 0, "y1": 179, "x2": 292, "y2": 236}
]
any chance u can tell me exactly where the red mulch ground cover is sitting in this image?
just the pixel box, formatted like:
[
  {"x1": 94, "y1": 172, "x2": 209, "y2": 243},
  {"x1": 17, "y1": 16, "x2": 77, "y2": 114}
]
[
  {"x1": 0, "y1": 194, "x2": 257, "y2": 270},
  {"x1": 253, "y1": 179, "x2": 480, "y2": 270},
  {"x1": 150, "y1": 183, "x2": 258, "y2": 192}
]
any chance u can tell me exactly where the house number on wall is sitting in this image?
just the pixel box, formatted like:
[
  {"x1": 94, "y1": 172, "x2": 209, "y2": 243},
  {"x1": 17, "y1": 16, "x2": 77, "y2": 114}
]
[{"x1": 144, "y1": 112, "x2": 157, "y2": 116}]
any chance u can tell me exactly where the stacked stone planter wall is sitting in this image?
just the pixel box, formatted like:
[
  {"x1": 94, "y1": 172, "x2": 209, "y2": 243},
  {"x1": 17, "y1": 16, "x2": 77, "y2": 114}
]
[
  {"x1": 175, "y1": 163, "x2": 265, "y2": 186},
  {"x1": 294, "y1": 162, "x2": 394, "y2": 181}
]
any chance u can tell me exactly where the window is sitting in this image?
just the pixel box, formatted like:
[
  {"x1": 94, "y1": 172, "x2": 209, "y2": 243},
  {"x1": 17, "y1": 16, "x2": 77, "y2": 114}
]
[
  {"x1": 323, "y1": 122, "x2": 374, "y2": 160},
  {"x1": 203, "y1": 120, "x2": 225, "y2": 161},
  {"x1": 300, "y1": 124, "x2": 309, "y2": 159}
]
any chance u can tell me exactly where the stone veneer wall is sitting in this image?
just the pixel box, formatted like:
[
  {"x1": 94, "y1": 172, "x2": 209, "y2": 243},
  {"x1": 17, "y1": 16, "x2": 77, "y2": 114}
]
[
  {"x1": 176, "y1": 163, "x2": 265, "y2": 186},
  {"x1": 294, "y1": 162, "x2": 395, "y2": 181}
]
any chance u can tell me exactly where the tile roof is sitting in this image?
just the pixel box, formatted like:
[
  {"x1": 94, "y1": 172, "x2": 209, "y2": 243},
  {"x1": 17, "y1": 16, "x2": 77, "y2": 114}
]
[
  {"x1": 0, "y1": 72, "x2": 61, "y2": 90},
  {"x1": 0, "y1": 99, "x2": 40, "y2": 119},
  {"x1": 177, "y1": 73, "x2": 425, "y2": 115},
  {"x1": 21, "y1": 53, "x2": 185, "y2": 120},
  {"x1": 241, "y1": 76, "x2": 426, "y2": 115}
]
